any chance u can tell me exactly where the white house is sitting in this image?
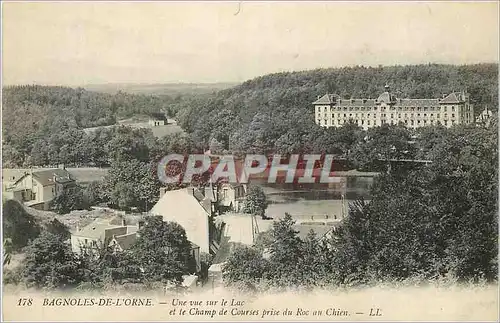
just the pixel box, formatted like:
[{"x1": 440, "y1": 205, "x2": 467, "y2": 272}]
[
  {"x1": 4, "y1": 168, "x2": 76, "y2": 210},
  {"x1": 150, "y1": 187, "x2": 222, "y2": 254}
]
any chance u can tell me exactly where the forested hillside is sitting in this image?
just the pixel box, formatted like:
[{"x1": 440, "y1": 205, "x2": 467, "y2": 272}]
[
  {"x1": 175, "y1": 63, "x2": 498, "y2": 151},
  {"x1": 2, "y1": 64, "x2": 498, "y2": 167}
]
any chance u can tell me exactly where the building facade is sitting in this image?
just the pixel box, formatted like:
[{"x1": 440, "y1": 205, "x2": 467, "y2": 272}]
[
  {"x1": 313, "y1": 86, "x2": 474, "y2": 130},
  {"x1": 4, "y1": 168, "x2": 76, "y2": 210}
]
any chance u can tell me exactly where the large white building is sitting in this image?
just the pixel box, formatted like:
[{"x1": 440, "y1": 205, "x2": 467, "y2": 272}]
[{"x1": 313, "y1": 85, "x2": 474, "y2": 130}]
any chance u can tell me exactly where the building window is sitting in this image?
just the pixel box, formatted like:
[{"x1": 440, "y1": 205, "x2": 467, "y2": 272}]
[
  {"x1": 452, "y1": 113, "x2": 455, "y2": 118},
  {"x1": 451, "y1": 106, "x2": 455, "y2": 112},
  {"x1": 411, "y1": 120, "x2": 414, "y2": 125},
  {"x1": 367, "y1": 120, "x2": 371, "y2": 125}
]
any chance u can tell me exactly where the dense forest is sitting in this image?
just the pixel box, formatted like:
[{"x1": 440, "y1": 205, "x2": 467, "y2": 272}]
[{"x1": 2, "y1": 64, "x2": 497, "y2": 167}]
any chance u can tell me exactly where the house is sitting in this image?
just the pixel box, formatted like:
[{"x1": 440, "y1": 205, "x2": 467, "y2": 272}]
[
  {"x1": 150, "y1": 187, "x2": 224, "y2": 255},
  {"x1": 70, "y1": 216, "x2": 140, "y2": 255},
  {"x1": 476, "y1": 107, "x2": 494, "y2": 127},
  {"x1": 5, "y1": 168, "x2": 76, "y2": 210},
  {"x1": 148, "y1": 112, "x2": 167, "y2": 127},
  {"x1": 206, "y1": 156, "x2": 249, "y2": 213},
  {"x1": 217, "y1": 182, "x2": 246, "y2": 213},
  {"x1": 71, "y1": 215, "x2": 201, "y2": 272},
  {"x1": 2, "y1": 169, "x2": 29, "y2": 191}
]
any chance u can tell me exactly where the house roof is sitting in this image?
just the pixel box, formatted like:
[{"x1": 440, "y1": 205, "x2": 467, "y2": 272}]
[
  {"x1": 1, "y1": 169, "x2": 28, "y2": 184},
  {"x1": 293, "y1": 224, "x2": 335, "y2": 241},
  {"x1": 32, "y1": 169, "x2": 74, "y2": 186},
  {"x1": 72, "y1": 218, "x2": 132, "y2": 241},
  {"x1": 112, "y1": 232, "x2": 137, "y2": 250}
]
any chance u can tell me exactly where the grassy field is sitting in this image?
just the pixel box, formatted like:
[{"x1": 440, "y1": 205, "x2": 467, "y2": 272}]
[{"x1": 82, "y1": 120, "x2": 184, "y2": 138}]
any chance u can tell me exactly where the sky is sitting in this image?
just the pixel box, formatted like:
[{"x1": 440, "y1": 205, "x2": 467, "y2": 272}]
[{"x1": 2, "y1": 1, "x2": 499, "y2": 86}]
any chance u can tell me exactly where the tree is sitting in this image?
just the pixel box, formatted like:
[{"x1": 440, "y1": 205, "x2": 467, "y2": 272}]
[
  {"x1": 50, "y1": 186, "x2": 89, "y2": 214},
  {"x1": 131, "y1": 216, "x2": 195, "y2": 284},
  {"x1": 222, "y1": 245, "x2": 269, "y2": 287},
  {"x1": 267, "y1": 213, "x2": 304, "y2": 286},
  {"x1": 3, "y1": 238, "x2": 13, "y2": 266},
  {"x1": 242, "y1": 185, "x2": 268, "y2": 218},
  {"x1": 2, "y1": 200, "x2": 41, "y2": 251},
  {"x1": 102, "y1": 160, "x2": 161, "y2": 211},
  {"x1": 22, "y1": 231, "x2": 82, "y2": 289}
]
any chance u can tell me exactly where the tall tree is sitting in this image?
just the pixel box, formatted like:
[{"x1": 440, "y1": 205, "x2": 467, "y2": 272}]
[
  {"x1": 22, "y1": 231, "x2": 82, "y2": 289},
  {"x1": 242, "y1": 185, "x2": 268, "y2": 218},
  {"x1": 131, "y1": 216, "x2": 195, "y2": 284}
]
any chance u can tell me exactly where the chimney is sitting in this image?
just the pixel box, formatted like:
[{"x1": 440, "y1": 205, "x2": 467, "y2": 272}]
[
  {"x1": 204, "y1": 186, "x2": 214, "y2": 201},
  {"x1": 137, "y1": 220, "x2": 145, "y2": 230},
  {"x1": 159, "y1": 187, "x2": 168, "y2": 198}
]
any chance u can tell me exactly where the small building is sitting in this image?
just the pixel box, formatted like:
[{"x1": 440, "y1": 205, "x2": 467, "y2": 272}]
[
  {"x1": 70, "y1": 217, "x2": 139, "y2": 255},
  {"x1": 148, "y1": 112, "x2": 167, "y2": 127},
  {"x1": 5, "y1": 168, "x2": 76, "y2": 210},
  {"x1": 217, "y1": 182, "x2": 246, "y2": 213},
  {"x1": 476, "y1": 107, "x2": 494, "y2": 127}
]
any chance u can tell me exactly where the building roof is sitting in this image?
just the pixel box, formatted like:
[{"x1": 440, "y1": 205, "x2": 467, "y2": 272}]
[
  {"x1": 293, "y1": 224, "x2": 336, "y2": 241},
  {"x1": 32, "y1": 169, "x2": 74, "y2": 186},
  {"x1": 72, "y1": 218, "x2": 135, "y2": 241},
  {"x1": 440, "y1": 92, "x2": 464, "y2": 104},
  {"x1": 112, "y1": 232, "x2": 137, "y2": 250},
  {"x1": 377, "y1": 91, "x2": 396, "y2": 103},
  {"x1": 1, "y1": 169, "x2": 28, "y2": 184},
  {"x1": 313, "y1": 89, "x2": 467, "y2": 107},
  {"x1": 312, "y1": 94, "x2": 339, "y2": 105}
]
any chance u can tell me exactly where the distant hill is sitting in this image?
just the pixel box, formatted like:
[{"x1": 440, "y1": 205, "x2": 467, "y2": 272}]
[{"x1": 83, "y1": 82, "x2": 240, "y2": 96}]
